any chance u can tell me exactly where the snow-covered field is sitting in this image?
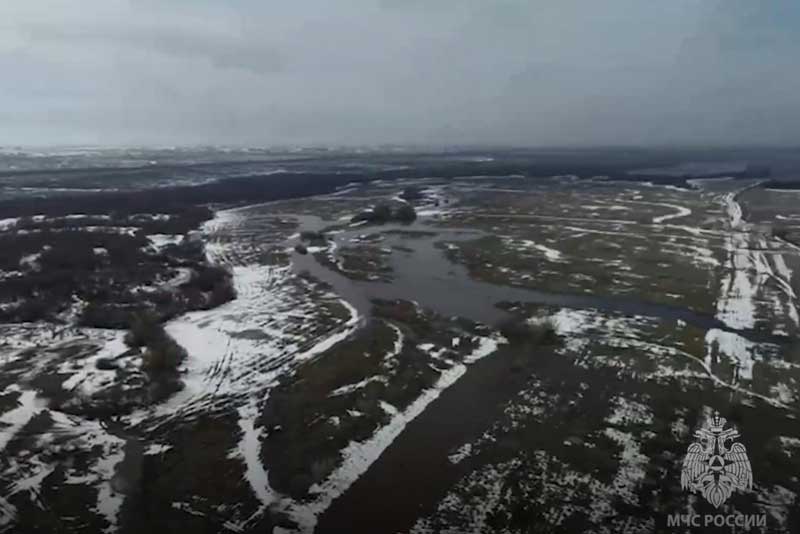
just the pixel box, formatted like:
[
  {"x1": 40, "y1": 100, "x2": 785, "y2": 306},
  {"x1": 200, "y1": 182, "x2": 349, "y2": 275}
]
[
  {"x1": 0, "y1": 205, "x2": 364, "y2": 531},
  {"x1": 402, "y1": 179, "x2": 800, "y2": 533},
  {"x1": 2, "y1": 177, "x2": 800, "y2": 533},
  {"x1": 282, "y1": 336, "x2": 502, "y2": 533}
]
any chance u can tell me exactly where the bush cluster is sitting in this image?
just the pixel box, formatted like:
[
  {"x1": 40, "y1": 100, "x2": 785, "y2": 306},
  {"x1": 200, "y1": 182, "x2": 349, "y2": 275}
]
[
  {"x1": 125, "y1": 312, "x2": 187, "y2": 375},
  {"x1": 350, "y1": 203, "x2": 417, "y2": 225},
  {"x1": 498, "y1": 316, "x2": 559, "y2": 346},
  {"x1": 299, "y1": 231, "x2": 328, "y2": 246}
]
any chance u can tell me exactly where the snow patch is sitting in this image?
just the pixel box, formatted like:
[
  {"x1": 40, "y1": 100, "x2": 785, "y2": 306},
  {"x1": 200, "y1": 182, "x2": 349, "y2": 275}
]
[{"x1": 281, "y1": 335, "x2": 501, "y2": 532}]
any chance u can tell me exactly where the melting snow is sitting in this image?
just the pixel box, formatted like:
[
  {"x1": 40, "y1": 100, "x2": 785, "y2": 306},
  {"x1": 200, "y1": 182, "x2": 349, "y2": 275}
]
[
  {"x1": 0, "y1": 388, "x2": 44, "y2": 452},
  {"x1": 147, "y1": 234, "x2": 184, "y2": 249},
  {"x1": 518, "y1": 240, "x2": 563, "y2": 261},
  {"x1": 59, "y1": 331, "x2": 128, "y2": 397},
  {"x1": 448, "y1": 442, "x2": 473, "y2": 464},
  {"x1": 282, "y1": 335, "x2": 501, "y2": 532},
  {"x1": 652, "y1": 203, "x2": 692, "y2": 224},
  {"x1": 329, "y1": 376, "x2": 387, "y2": 397},
  {"x1": 0, "y1": 218, "x2": 19, "y2": 231},
  {"x1": 234, "y1": 401, "x2": 277, "y2": 516},
  {"x1": 704, "y1": 329, "x2": 758, "y2": 381}
]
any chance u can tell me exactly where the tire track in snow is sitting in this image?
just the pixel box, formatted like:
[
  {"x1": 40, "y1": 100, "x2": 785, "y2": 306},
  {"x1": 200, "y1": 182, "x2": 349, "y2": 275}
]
[{"x1": 708, "y1": 183, "x2": 799, "y2": 387}]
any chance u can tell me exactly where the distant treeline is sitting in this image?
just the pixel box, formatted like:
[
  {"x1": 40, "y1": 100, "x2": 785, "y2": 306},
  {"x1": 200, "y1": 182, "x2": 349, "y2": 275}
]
[
  {"x1": 762, "y1": 180, "x2": 800, "y2": 190},
  {"x1": 0, "y1": 172, "x2": 371, "y2": 219},
  {"x1": 0, "y1": 151, "x2": 776, "y2": 219}
]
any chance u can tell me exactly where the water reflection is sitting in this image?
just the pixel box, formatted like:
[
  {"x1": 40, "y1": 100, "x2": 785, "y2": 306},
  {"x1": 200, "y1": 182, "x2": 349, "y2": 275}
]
[{"x1": 288, "y1": 216, "x2": 773, "y2": 342}]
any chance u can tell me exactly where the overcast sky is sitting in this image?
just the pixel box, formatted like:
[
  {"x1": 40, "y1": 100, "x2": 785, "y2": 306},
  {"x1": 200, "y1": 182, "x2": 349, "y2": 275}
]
[{"x1": 1, "y1": 0, "x2": 798, "y2": 147}]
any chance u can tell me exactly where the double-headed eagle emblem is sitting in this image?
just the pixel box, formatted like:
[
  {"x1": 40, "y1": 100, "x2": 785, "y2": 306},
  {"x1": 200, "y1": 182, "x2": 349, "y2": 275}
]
[{"x1": 680, "y1": 412, "x2": 753, "y2": 508}]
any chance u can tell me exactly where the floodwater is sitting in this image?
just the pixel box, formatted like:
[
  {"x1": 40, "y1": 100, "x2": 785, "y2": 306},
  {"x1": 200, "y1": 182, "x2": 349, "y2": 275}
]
[
  {"x1": 284, "y1": 211, "x2": 794, "y2": 533},
  {"x1": 290, "y1": 216, "x2": 771, "y2": 343}
]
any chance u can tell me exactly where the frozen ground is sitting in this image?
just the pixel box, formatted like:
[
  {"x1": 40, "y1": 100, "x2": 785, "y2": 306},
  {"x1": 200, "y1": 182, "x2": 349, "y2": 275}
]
[
  {"x1": 2, "y1": 175, "x2": 800, "y2": 533},
  {"x1": 403, "y1": 177, "x2": 800, "y2": 533}
]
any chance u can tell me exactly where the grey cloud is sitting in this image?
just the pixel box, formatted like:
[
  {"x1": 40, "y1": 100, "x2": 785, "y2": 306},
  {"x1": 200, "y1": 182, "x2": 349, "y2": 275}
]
[
  {"x1": 21, "y1": 23, "x2": 286, "y2": 75},
  {"x1": 0, "y1": 0, "x2": 798, "y2": 146}
]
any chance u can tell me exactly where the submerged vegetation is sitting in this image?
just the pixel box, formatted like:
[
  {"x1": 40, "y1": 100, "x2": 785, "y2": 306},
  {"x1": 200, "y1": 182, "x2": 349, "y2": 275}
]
[
  {"x1": 125, "y1": 311, "x2": 188, "y2": 401},
  {"x1": 300, "y1": 230, "x2": 328, "y2": 245},
  {"x1": 351, "y1": 203, "x2": 417, "y2": 225},
  {"x1": 125, "y1": 312, "x2": 187, "y2": 375},
  {"x1": 498, "y1": 316, "x2": 560, "y2": 346}
]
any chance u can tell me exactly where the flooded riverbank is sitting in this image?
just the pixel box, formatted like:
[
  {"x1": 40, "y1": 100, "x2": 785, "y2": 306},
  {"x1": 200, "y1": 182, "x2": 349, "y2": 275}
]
[
  {"x1": 3, "y1": 174, "x2": 799, "y2": 533},
  {"x1": 288, "y1": 216, "x2": 780, "y2": 345}
]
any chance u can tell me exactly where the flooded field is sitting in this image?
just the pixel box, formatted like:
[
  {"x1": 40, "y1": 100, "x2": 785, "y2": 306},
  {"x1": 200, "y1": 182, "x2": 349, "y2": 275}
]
[{"x1": 2, "y1": 173, "x2": 800, "y2": 533}]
